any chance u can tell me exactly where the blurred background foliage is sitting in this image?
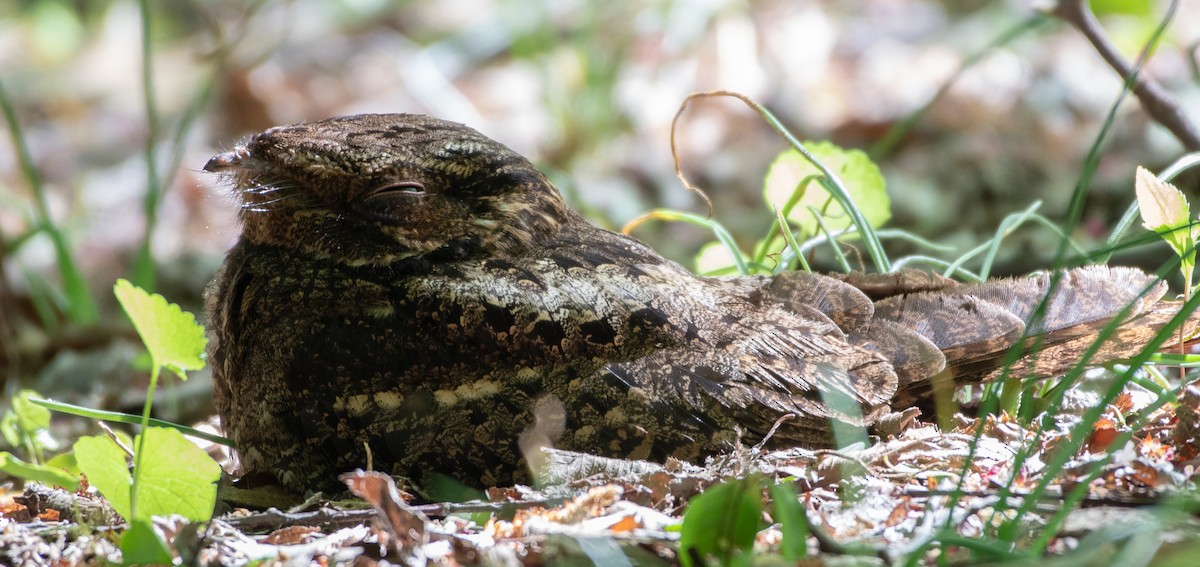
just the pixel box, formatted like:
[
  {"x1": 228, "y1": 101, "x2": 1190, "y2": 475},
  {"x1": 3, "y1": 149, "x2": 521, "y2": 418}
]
[{"x1": 1, "y1": 0, "x2": 1198, "y2": 421}]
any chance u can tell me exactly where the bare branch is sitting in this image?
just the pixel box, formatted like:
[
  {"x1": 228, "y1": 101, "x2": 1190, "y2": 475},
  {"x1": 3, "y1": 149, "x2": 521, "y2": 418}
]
[{"x1": 1052, "y1": 0, "x2": 1200, "y2": 150}]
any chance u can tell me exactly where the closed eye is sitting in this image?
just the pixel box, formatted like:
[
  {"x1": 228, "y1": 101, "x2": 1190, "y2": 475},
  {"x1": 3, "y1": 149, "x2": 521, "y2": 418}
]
[{"x1": 369, "y1": 181, "x2": 426, "y2": 197}]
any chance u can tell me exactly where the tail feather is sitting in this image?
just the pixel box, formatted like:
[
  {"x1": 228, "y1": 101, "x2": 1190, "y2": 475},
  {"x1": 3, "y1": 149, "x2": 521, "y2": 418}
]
[{"x1": 605, "y1": 265, "x2": 1193, "y2": 450}]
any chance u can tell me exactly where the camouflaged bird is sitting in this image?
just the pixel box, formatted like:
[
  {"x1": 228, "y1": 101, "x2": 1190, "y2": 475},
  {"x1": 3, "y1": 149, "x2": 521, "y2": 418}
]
[{"x1": 204, "y1": 113, "x2": 1193, "y2": 493}]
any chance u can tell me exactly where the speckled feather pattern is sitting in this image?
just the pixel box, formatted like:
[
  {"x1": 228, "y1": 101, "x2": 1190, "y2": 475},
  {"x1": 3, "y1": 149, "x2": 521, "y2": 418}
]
[{"x1": 205, "y1": 113, "x2": 1187, "y2": 492}]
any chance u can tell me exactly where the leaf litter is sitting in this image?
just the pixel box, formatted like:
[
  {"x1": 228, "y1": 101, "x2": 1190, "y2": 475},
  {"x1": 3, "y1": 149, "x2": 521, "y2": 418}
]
[{"x1": 3, "y1": 369, "x2": 1200, "y2": 565}]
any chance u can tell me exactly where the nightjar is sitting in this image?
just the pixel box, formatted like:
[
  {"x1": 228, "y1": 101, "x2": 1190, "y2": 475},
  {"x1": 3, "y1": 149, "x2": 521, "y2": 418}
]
[{"x1": 204, "y1": 113, "x2": 1191, "y2": 493}]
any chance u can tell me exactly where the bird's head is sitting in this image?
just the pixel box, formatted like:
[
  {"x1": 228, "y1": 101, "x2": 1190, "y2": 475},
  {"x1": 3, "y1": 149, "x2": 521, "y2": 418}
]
[{"x1": 205, "y1": 113, "x2": 570, "y2": 267}]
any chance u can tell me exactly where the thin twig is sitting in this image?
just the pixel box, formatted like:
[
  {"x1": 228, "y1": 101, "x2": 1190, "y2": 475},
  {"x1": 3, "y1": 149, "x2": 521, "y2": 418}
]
[
  {"x1": 668, "y1": 94, "x2": 717, "y2": 216},
  {"x1": 1052, "y1": 0, "x2": 1200, "y2": 150},
  {"x1": 222, "y1": 507, "x2": 379, "y2": 533},
  {"x1": 222, "y1": 498, "x2": 568, "y2": 533}
]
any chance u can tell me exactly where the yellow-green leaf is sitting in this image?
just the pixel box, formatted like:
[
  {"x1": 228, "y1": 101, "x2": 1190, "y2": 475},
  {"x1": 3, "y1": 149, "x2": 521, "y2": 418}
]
[
  {"x1": 0, "y1": 452, "x2": 80, "y2": 491},
  {"x1": 75, "y1": 435, "x2": 132, "y2": 520},
  {"x1": 10, "y1": 389, "x2": 51, "y2": 434},
  {"x1": 113, "y1": 279, "x2": 206, "y2": 380},
  {"x1": 764, "y1": 143, "x2": 889, "y2": 238},
  {"x1": 121, "y1": 519, "x2": 174, "y2": 565},
  {"x1": 1136, "y1": 166, "x2": 1189, "y2": 230},
  {"x1": 1135, "y1": 166, "x2": 1193, "y2": 258},
  {"x1": 133, "y1": 427, "x2": 221, "y2": 522}
]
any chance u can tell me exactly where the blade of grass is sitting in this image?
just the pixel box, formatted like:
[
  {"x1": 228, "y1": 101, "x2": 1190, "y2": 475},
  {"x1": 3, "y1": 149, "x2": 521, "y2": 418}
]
[
  {"x1": 1007, "y1": 278, "x2": 1200, "y2": 550},
  {"x1": 1146, "y1": 352, "x2": 1200, "y2": 366},
  {"x1": 808, "y1": 205, "x2": 852, "y2": 272},
  {"x1": 131, "y1": 0, "x2": 162, "y2": 291},
  {"x1": 873, "y1": 229, "x2": 957, "y2": 254},
  {"x1": 997, "y1": 5, "x2": 1185, "y2": 542},
  {"x1": 30, "y1": 397, "x2": 234, "y2": 448},
  {"x1": 890, "y1": 256, "x2": 982, "y2": 282},
  {"x1": 941, "y1": 202, "x2": 1087, "y2": 280},
  {"x1": 1009, "y1": 13, "x2": 1189, "y2": 433},
  {"x1": 1088, "y1": 229, "x2": 1188, "y2": 264},
  {"x1": 131, "y1": 0, "x2": 264, "y2": 291},
  {"x1": 623, "y1": 209, "x2": 751, "y2": 275},
  {"x1": 772, "y1": 206, "x2": 811, "y2": 274},
  {"x1": 1050, "y1": 0, "x2": 1178, "y2": 271},
  {"x1": 21, "y1": 269, "x2": 64, "y2": 335},
  {"x1": 673, "y1": 91, "x2": 891, "y2": 272},
  {"x1": 0, "y1": 77, "x2": 97, "y2": 324},
  {"x1": 754, "y1": 174, "x2": 819, "y2": 271},
  {"x1": 937, "y1": 259, "x2": 1178, "y2": 546},
  {"x1": 1029, "y1": 308, "x2": 1199, "y2": 555}
]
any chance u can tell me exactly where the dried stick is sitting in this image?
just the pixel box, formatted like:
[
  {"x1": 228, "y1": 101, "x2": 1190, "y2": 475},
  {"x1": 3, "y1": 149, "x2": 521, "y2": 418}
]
[{"x1": 1052, "y1": 0, "x2": 1200, "y2": 150}]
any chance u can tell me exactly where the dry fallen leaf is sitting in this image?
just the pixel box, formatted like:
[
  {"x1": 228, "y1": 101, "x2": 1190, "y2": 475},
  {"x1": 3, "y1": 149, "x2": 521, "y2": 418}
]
[
  {"x1": 264, "y1": 525, "x2": 321, "y2": 545},
  {"x1": 340, "y1": 469, "x2": 429, "y2": 551},
  {"x1": 609, "y1": 514, "x2": 640, "y2": 533},
  {"x1": 1087, "y1": 417, "x2": 1121, "y2": 453}
]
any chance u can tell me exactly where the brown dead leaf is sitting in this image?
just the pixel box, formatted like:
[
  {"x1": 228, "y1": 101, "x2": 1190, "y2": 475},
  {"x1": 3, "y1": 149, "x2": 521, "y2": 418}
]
[
  {"x1": 1138, "y1": 436, "x2": 1173, "y2": 461},
  {"x1": 1113, "y1": 392, "x2": 1134, "y2": 414},
  {"x1": 1, "y1": 499, "x2": 31, "y2": 522},
  {"x1": 37, "y1": 508, "x2": 60, "y2": 522},
  {"x1": 485, "y1": 515, "x2": 523, "y2": 539},
  {"x1": 486, "y1": 485, "x2": 629, "y2": 540},
  {"x1": 340, "y1": 470, "x2": 429, "y2": 551},
  {"x1": 1130, "y1": 461, "x2": 1162, "y2": 488},
  {"x1": 264, "y1": 525, "x2": 321, "y2": 545},
  {"x1": 609, "y1": 514, "x2": 640, "y2": 533},
  {"x1": 885, "y1": 499, "x2": 911, "y2": 528},
  {"x1": 1087, "y1": 417, "x2": 1121, "y2": 453}
]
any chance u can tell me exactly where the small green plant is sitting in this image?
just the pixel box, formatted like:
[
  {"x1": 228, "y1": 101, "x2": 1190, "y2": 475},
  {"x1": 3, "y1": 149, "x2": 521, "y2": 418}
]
[
  {"x1": 0, "y1": 389, "x2": 79, "y2": 490},
  {"x1": 766, "y1": 481, "x2": 809, "y2": 561},
  {"x1": 0, "y1": 76, "x2": 97, "y2": 325},
  {"x1": 676, "y1": 476, "x2": 813, "y2": 566},
  {"x1": 72, "y1": 279, "x2": 219, "y2": 561},
  {"x1": 1134, "y1": 165, "x2": 1197, "y2": 295},
  {"x1": 759, "y1": 142, "x2": 890, "y2": 265},
  {"x1": 684, "y1": 140, "x2": 891, "y2": 276},
  {"x1": 2, "y1": 389, "x2": 54, "y2": 464},
  {"x1": 626, "y1": 92, "x2": 895, "y2": 278},
  {"x1": 677, "y1": 477, "x2": 762, "y2": 567}
]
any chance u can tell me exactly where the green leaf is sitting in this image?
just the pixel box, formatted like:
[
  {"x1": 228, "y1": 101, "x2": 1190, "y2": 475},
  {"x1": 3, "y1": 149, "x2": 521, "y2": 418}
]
[
  {"x1": 3, "y1": 389, "x2": 53, "y2": 453},
  {"x1": 120, "y1": 519, "x2": 174, "y2": 566},
  {"x1": 10, "y1": 389, "x2": 51, "y2": 434},
  {"x1": 679, "y1": 477, "x2": 763, "y2": 567},
  {"x1": 113, "y1": 279, "x2": 206, "y2": 379},
  {"x1": 0, "y1": 413, "x2": 19, "y2": 448},
  {"x1": 74, "y1": 429, "x2": 220, "y2": 523},
  {"x1": 0, "y1": 452, "x2": 80, "y2": 491},
  {"x1": 132, "y1": 427, "x2": 220, "y2": 522},
  {"x1": 768, "y1": 483, "x2": 808, "y2": 560},
  {"x1": 45, "y1": 451, "x2": 80, "y2": 477},
  {"x1": 1135, "y1": 166, "x2": 1190, "y2": 230},
  {"x1": 1135, "y1": 166, "x2": 1195, "y2": 259},
  {"x1": 764, "y1": 143, "x2": 889, "y2": 238},
  {"x1": 74, "y1": 435, "x2": 132, "y2": 520},
  {"x1": 30, "y1": 397, "x2": 236, "y2": 448},
  {"x1": 1090, "y1": 0, "x2": 1153, "y2": 17}
]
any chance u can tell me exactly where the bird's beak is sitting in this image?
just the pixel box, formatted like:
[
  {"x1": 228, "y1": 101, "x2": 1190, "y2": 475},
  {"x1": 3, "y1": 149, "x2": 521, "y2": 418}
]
[{"x1": 204, "y1": 146, "x2": 250, "y2": 172}]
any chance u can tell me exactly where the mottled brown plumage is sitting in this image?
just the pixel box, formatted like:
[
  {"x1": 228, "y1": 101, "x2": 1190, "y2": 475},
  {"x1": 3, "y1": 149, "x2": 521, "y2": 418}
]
[{"x1": 204, "y1": 113, "x2": 1191, "y2": 493}]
